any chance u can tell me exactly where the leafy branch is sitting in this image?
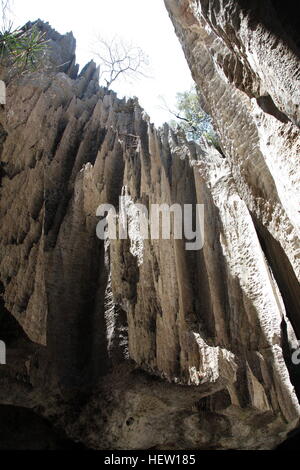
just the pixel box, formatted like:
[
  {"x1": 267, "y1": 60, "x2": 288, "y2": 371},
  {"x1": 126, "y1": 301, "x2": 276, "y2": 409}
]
[{"x1": 161, "y1": 86, "x2": 222, "y2": 152}]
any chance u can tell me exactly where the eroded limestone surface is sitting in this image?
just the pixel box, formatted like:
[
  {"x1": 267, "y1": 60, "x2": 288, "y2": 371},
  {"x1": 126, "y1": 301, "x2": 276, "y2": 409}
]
[{"x1": 0, "y1": 9, "x2": 299, "y2": 449}]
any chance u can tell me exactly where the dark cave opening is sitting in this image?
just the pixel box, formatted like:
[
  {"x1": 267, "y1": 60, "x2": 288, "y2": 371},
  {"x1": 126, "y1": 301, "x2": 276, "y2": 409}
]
[
  {"x1": 256, "y1": 95, "x2": 290, "y2": 124},
  {"x1": 0, "y1": 282, "x2": 32, "y2": 348},
  {"x1": 0, "y1": 405, "x2": 86, "y2": 450},
  {"x1": 270, "y1": 0, "x2": 300, "y2": 52},
  {"x1": 250, "y1": 214, "x2": 300, "y2": 406},
  {"x1": 276, "y1": 426, "x2": 300, "y2": 450},
  {"x1": 250, "y1": 216, "x2": 300, "y2": 340},
  {"x1": 237, "y1": 0, "x2": 300, "y2": 57}
]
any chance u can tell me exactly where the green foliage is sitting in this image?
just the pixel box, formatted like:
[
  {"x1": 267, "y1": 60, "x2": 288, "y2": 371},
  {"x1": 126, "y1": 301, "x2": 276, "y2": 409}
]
[
  {"x1": 171, "y1": 86, "x2": 220, "y2": 149},
  {"x1": 0, "y1": 24, "x2": 48, "y2": 73}
]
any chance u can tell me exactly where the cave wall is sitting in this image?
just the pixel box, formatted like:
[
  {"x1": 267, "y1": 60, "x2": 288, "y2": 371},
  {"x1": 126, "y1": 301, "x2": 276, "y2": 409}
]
[{"x1": 0, "y1": 9, "x2": 299, "y2": 449}]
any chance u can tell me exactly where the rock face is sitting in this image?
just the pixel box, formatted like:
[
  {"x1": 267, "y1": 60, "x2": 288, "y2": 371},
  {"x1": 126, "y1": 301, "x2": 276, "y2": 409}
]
[{"x1": 0, "y1": 9, "x2": 299, "y2": 449}]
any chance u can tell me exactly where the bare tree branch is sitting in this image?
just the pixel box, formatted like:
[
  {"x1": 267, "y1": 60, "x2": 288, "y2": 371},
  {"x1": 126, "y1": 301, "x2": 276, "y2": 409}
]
[{"x1": 91, "y1": 35, "x2": 149, "y2": 89}]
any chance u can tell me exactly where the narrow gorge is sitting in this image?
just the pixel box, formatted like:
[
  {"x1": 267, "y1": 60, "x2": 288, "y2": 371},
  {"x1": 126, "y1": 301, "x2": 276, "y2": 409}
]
[{"x1": 0, "y1": 0, "x2": 299, "y2": 450}]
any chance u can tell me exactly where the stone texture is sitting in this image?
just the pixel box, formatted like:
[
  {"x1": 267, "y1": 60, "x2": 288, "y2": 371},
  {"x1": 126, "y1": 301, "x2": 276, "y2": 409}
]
[{"x1": 0, "y1": 11, "x2": 299, "y2": 449}]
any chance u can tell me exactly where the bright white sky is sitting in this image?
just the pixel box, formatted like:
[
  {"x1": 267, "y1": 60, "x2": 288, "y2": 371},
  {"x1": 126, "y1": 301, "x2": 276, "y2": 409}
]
[{"x1": 10, "y1": 0, "x2": 193, "y2": 126}]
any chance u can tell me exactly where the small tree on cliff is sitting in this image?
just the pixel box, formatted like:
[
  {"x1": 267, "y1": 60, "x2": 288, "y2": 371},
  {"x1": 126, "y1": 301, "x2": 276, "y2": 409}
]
[
  {"x1": 0, "y1": 0, "x2": 48, "y2": 75},
  {"x1": 92, "y1": 35, "x2": 149, "y2": 89},
  {"x1": 164, "y1": 85, "x2": 221, "y2": 150}
]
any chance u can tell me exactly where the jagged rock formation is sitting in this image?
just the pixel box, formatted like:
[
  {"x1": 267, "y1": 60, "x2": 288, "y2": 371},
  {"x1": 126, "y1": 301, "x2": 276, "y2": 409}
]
[{"x1": 0, "y1": 6, "x2": 299, "y2": 449}]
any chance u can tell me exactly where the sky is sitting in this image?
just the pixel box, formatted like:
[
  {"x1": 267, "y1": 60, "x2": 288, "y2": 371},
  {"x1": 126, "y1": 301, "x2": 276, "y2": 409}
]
[{"x1": 9, "y1": 0, "x2": 194, "y2": 126}]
